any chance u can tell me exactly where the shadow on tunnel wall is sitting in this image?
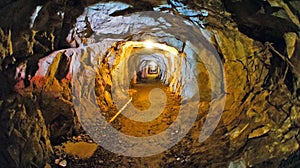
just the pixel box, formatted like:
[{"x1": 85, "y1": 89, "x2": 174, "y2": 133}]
[{"x1": 0, "y1": 0, "x2": 300, "y2": 167}]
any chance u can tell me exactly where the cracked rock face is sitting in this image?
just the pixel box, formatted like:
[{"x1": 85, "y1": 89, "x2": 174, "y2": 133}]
[{"x1": 0, "y1": 0, "x2": 300, "y2": 167}]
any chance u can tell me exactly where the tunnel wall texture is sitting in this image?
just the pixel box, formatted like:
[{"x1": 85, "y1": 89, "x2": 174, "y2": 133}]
[{"x1": 0, "y1": 0, "x2": 300, "y2": 167}]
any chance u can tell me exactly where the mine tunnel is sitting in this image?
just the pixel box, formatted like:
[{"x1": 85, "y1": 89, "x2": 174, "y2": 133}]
[{"x1": 0, "y1": 0, "x2": 300, "y2": 167}]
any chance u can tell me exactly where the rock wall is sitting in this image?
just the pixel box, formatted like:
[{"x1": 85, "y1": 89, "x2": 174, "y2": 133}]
[
  {"x1": 0, "y1": 93, "x2": 53, "y2": 167},
  {"x1": 0, "y1": 0, "x2": 299, "y2": 167}
]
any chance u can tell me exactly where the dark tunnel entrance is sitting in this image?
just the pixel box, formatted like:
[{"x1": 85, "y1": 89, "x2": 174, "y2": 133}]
[{"x1": 134, "y1": 60, "x2": 161, "y2": 84}]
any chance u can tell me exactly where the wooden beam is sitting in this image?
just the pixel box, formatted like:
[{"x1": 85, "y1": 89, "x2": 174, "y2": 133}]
[{"x1": 109, "y1": 98, "x2": 133, "y2": 123}]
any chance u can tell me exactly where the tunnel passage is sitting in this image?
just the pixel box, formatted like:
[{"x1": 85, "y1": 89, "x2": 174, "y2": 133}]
[
  {"x1": 2, "y1": 0, "x2": 300, "y2": 167},
  {"x1": 72, "y1": 40, "x2": 223, "y2": 157},
  {"x1": 17, "y1": 2, "x2": 227, "y2": 159},
  {"x1": 134, "y1": 59, "x2": 161, "y2": 84},
  {"x1": 66, "y1": 9, "x2": 226, "y2": 157},
  {"x1": 94, "y1": 40, "x2": 208, "y2": 136}
]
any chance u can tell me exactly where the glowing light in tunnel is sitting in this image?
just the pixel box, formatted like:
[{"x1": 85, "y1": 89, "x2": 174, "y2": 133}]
[
  {"x1": 144, "y1": 40, "x2": 155, "y2": 49},
  {"x1": 128, "y1": 41, "x2": 178, "y2": 56}
]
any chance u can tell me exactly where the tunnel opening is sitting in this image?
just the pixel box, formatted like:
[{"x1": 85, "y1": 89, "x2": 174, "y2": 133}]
[
  {"x1": 92, "y1": 40, "x2": 185, "y2": 139},
  {"x1": 106, "y1": 40, "x2": 191, "y2": 100},
  {"x1": 134, "y1": 60, "x2": 161, "y2": 84},
  {"x1": 130, "y1": 59, "x2": 164, "y2": 113},
  {"x1": 1, "y1": 0, "x2": 300, "y2": 167},
  {"x1": 95, "y1": 40, "x2": 192, "y2": 122},
  {"x1": 68, "y1": 8, "x2": 228, "y2": 158}
]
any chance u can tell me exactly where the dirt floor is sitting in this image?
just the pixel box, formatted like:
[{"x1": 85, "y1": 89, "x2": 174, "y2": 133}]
[{"x1": 51, "y1": 77, "x2": 231, "y2": 167}]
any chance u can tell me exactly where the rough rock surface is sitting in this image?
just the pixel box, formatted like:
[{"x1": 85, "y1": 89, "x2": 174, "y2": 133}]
[
  {"x1": 0, "y1": 0, "x2": 299, "y2": 167},
  {"x1": 0, "y1": 94, "x2": 53, "y2": 167}
]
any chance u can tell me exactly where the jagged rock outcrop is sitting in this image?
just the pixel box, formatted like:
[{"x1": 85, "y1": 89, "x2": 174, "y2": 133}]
[
  {"x1": 0, "y1": 94, "x2": 53, "y2": 167},
  {"x1": 0, "y1": 0, "x2": 299, "y2": 167}
]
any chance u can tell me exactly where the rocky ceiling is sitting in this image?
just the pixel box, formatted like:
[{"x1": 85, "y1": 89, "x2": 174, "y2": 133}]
[{"x1": 0, "y1": 0, "x2": 300, "y2": 167}]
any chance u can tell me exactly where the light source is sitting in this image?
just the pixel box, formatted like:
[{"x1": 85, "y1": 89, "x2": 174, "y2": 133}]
[{"x1": 144, "y1": 40, "x2": 155, "y2": 49}]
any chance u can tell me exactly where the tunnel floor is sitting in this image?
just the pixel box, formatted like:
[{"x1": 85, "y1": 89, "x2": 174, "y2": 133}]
[
  {"x1": 52, "y1": 79, "x2": 231, "y2": 167},
  {"x1": 115, "y1": 79, "x2": 181, "y2": 137}
]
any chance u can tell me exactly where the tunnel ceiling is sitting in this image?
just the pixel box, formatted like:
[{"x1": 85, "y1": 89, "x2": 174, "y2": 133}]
[{"x1": 0, "y1": 0, "x2": 300, "y2": 167}]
